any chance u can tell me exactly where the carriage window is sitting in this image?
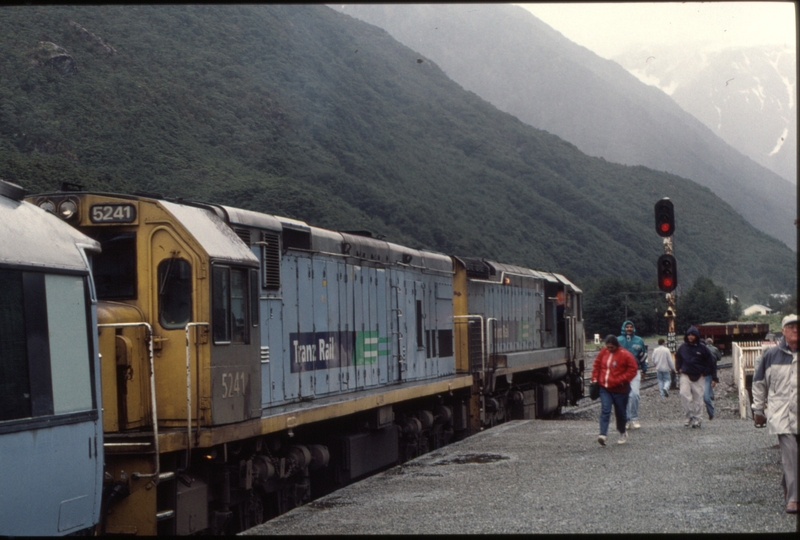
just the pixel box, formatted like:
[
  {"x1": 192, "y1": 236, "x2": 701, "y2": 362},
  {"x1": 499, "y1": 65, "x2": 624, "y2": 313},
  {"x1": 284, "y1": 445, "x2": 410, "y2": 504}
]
[
  {"x1": 0, "y1": 269, "x2": 94, "y2": 422},
  {"x1": 158, "y1": 258, "x2": 192, "y2": 329},
  {"x1": 0, "y1": 269, "x2": 32, "y2": 421},
  {"x1": 46, "y1": 274, "x2": 92, "y2": 414},
  {"x1": 212, "y1": 266, "x2": 250, "y2": 344},
  {"x1": 91, "y1": 231, "x2": 137, "y2": 300}
]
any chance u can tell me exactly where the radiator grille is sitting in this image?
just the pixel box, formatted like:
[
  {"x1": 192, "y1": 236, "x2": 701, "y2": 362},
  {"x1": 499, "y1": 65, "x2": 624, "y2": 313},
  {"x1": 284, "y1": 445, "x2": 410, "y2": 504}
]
[{"x1": 261, "y1": 231, "x2": 281, "y2": 290}]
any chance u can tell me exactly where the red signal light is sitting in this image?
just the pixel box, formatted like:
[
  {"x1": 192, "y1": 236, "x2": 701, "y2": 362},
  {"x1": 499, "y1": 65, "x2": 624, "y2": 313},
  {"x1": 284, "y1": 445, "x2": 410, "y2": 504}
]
[
  {"x1": 654, "y1": 198, "x2": 675, "y2": 237},
  {"x1": 657, "y1": 254, "x2": 677, "y2": 292}
]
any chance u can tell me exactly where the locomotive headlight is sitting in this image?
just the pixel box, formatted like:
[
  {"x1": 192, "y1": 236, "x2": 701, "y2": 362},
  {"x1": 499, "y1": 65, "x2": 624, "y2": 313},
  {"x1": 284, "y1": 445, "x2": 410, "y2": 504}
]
[
  {"x1": 58, "y1": 200, "x2": 78, "y2": 220},
  {"x1": 38, "y1": 200, "x2": 56, "y2": 213}
]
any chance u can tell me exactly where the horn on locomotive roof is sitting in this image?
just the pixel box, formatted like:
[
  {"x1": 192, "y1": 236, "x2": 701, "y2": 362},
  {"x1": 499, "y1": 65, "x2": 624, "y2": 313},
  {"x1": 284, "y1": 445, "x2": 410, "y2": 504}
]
[{"x1": 0, "y1": 178, "x2": 27, "y2": 201}]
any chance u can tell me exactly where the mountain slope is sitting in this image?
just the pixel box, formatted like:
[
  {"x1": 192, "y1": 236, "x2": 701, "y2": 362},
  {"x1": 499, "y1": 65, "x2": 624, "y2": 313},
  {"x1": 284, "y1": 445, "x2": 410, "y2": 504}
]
[
  {"x1": 331, "y1": 3, "x2": 796, "y2": 249},
  {"x1": 614, "y1": 44, "x2": 796, "y2": 185},
  {"x1": 0, "y1": 4, "x2": 794, "y2": 302}
]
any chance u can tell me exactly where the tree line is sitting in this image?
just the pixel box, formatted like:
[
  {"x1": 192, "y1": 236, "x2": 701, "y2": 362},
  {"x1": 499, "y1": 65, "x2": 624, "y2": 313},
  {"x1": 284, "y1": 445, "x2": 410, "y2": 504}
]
[{"x1": 582, "y1": 276, "x2": 746, "y2": 340}]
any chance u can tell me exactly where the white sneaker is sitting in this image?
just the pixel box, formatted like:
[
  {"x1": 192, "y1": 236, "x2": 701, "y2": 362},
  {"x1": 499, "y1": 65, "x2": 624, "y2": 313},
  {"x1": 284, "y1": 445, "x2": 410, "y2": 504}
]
[
  {"x1": 631, "y1": 421, "x2": 641, "y2": 429},
  {"x1": 598, "y1": 434, "x2": 607, "y2": 446},
  {"x1": 625, "y1": 421, "x2": 632, "y2": 430},
  {"x1": 684, "y1": 419, "x2": 691, "y2": 427},
  {"x1": 618, "y1": 432, "x2": 628, "y2": 444}
]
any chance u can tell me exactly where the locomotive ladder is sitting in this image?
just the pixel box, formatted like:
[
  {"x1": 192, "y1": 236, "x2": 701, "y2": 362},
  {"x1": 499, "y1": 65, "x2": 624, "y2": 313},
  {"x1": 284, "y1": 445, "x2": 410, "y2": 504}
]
[{"x1": 98, "y1": 322, "x2": 162, "y2": 480}]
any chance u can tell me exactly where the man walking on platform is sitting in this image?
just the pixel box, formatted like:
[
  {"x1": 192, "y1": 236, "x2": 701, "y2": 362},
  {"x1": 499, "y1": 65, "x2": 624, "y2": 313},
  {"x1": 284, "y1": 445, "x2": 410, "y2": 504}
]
[
  {"x1": 752, "y1": 314, "x2": 798, "y2": 514},
  {"x1": 618, "y1": 320, "x2": 646, "y2": 430},
  {"x1": 651, "y1": 338, "x2": 675, "y2": 398},
  {"x1": 675, "y1": 326, "x2": 716, "y2": 428}
]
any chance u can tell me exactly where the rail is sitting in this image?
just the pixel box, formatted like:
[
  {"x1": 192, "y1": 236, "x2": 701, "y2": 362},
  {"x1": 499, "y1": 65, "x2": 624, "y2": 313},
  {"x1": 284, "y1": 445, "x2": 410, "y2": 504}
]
[{"x1": 98, "y1": 322, "x2": 160, "y2": 480}]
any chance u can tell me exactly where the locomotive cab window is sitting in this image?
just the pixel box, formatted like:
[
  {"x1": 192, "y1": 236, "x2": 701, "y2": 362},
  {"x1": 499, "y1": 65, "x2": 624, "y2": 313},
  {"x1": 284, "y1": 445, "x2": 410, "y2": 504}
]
[
  {"x1": 90, "y1": 231, "x2": 137, "y2": 300},
  {"x1": 212, "y1": 265, "x2": 252, "y2": 345},
  {"x1": 158, "y1": 258, "x2": 192, "y2": 329}
]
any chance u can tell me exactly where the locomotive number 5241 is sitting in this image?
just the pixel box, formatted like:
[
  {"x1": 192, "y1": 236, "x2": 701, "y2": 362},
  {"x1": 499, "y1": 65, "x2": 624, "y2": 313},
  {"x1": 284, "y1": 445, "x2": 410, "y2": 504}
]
[
  {"x1": 221, "y1": 371, "x2": 246, "y2": 399},
  {"x1": 90, "y1": 203, "x2": 136, "y2": 223}
]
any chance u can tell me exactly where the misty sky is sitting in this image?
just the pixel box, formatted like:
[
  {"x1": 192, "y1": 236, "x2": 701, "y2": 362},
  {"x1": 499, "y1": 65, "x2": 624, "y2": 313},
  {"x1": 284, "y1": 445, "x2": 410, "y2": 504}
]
[{"x1": 518, "y1": 2, "x2": 796, "y2": 59}]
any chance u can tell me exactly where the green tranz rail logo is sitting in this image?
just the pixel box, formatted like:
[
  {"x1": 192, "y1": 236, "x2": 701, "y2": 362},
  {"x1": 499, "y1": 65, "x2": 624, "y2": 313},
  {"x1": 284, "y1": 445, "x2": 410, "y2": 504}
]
[{"x1": 290, "y1": 330, "x2": 390, "y2": 372}]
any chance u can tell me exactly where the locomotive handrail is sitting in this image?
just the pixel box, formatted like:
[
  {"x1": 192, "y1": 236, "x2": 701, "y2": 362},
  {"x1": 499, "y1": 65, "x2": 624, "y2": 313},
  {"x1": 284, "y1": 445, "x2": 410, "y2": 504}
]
[
  {"x1": 486, "y1": 317, "x2": 497, "y2": 371},
  {"x1": 564, "y1": 315, "x2": 573, "y2": 362},
  {"x1": 98, "y1": 322, "x2": 160, "y2": 481},
  {"x1": 185, "y1": 322, "x2": 209, "y2": 466},
  {"x1": 454, "y1": 315, "x2": 485, "y2": 379}
]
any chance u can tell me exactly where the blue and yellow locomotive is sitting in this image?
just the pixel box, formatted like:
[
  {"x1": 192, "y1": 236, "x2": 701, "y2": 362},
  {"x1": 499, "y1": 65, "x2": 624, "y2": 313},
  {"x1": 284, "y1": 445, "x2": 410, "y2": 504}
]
[{"x1": 18, "y1": 185, "x2": 585, "y2": 535}]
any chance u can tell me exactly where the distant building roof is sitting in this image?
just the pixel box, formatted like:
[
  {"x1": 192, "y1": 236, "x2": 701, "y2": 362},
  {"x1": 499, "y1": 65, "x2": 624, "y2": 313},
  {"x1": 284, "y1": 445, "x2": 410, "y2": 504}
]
[{"x1": 743, "y1": 304, "x2": 773, "y2": 316}]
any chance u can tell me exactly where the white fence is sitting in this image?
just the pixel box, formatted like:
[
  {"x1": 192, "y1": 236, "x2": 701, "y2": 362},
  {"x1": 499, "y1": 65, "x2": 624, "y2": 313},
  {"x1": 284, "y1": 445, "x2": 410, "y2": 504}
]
[{"x1": 731, "y1": 341, "x2": 777, "y2": 419}]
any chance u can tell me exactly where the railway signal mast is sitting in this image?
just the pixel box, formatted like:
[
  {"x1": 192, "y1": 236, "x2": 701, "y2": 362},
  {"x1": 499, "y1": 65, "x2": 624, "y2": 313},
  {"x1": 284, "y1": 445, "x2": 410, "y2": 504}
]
[{"x1": 654, "y1": 198, "x2": 677, "y2": 353}]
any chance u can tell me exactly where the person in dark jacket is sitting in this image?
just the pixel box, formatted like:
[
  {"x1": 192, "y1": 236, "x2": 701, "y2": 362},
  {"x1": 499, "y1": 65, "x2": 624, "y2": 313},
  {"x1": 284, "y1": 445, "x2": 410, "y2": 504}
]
[
  {"x1": 675, "y1": 326, "x2": 717, "y2": 428},
  {"x1": 591, "y1": 335, "x2": 639, "y2": 446}
]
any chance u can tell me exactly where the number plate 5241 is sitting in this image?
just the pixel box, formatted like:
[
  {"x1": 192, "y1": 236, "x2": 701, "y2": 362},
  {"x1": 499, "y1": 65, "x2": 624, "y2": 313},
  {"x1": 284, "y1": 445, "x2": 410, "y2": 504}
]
[{"x1": 90, "y1": 204, "x2": 136, "y2": 223}]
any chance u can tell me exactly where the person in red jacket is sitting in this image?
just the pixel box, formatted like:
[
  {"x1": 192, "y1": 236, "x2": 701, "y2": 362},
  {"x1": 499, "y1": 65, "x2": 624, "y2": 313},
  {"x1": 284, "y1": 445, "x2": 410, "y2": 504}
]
[{"x1": 591, "y1": 335, "x2": 640, "y2": 446}]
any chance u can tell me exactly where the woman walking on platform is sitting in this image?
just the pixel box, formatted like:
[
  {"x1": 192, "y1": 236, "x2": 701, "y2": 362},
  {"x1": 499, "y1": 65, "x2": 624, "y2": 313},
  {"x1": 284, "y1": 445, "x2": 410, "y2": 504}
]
[{"x1": 591, "y1": 335, "x2": 639, "y2": 446}]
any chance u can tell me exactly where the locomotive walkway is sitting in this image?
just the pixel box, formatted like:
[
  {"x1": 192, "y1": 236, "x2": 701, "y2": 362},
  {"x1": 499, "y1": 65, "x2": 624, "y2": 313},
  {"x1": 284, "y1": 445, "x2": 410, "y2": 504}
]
[{"x1": 244, "y1": 357, "x2": 797, "y2": 534}]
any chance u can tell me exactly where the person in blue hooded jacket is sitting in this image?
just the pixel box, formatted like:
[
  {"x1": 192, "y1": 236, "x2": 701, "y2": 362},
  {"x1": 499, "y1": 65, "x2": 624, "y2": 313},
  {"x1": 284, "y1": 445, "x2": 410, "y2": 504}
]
[
  {"x1": 618, "y1": 320, "x2": 646, "y2": 429},
  {"x1": 675, "y1": 326, "x2": 717, "y2": 428}
]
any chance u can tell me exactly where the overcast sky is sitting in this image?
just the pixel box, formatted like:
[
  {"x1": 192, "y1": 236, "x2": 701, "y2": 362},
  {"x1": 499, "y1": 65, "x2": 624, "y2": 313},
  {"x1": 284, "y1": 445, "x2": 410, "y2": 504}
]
[{"x1": 518, "y1": 2, "x2": 796, "y2": 58}]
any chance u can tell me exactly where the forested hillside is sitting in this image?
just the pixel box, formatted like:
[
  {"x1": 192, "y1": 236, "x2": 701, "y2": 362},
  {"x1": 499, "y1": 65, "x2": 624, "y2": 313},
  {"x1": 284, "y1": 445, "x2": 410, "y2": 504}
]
[{"x1": 0, "y1": 5, "x2": 794, "y2": 303}]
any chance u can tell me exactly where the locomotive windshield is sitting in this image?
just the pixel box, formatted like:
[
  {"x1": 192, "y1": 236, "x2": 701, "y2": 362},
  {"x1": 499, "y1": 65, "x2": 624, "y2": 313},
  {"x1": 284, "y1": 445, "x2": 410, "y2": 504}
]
[{"x1": 90, "y1": 231, "x2": 137, "y2": 300}]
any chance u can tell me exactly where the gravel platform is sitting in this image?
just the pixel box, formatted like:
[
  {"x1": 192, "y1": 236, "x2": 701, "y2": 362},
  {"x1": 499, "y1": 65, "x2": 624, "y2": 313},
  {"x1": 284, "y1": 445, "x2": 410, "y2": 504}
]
[{"x1": 243, "y1": 353, "x2": 797, "y2": 534}]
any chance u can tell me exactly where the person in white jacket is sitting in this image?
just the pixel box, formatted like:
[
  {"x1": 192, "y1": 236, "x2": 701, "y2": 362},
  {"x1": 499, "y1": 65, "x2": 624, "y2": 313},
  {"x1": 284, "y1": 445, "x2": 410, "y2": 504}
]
[
  {"x1": 650, "y1": 338, "x2": 675, "y2": 398},
  {"x1": 752, "y1": 314, "x2": 798, "y2": 514}
]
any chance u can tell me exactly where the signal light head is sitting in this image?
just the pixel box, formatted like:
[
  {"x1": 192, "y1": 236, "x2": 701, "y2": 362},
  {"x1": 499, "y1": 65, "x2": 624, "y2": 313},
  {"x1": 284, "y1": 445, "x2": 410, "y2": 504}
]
[
  {"x1": 657, "y1": 254, "x2": 677, "y2": 292},
  {"x1": 654, "y1": 198, "x2": 675, "y2": 237}
]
